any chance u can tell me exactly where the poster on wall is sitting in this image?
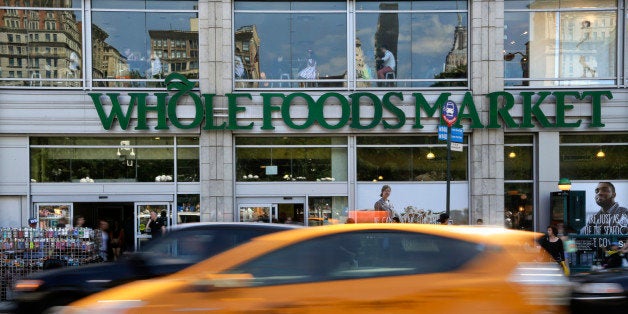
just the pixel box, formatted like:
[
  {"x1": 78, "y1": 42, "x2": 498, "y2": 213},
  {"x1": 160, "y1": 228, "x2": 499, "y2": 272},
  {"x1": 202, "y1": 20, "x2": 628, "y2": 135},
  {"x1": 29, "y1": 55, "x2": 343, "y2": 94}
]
[
  {"x1": 571, "y1": 182, "x2": 627, "y2": 236},
  {"x1": 356, "y1": 183, "x2": 469, "y2": 224}
]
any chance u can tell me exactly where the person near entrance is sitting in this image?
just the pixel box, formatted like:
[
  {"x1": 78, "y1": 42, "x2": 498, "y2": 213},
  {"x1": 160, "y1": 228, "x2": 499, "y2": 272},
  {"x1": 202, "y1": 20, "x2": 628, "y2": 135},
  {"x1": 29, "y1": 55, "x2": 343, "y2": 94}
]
[
  {"x1": 146, "y1": 210, "x2": 165, "y2": 240},
  {"x1": 374, "y1": 184, "x2": 396, "y2": 221},
  {"x1": 97, "y1": 219, "x2": 111, "y2": 261}
]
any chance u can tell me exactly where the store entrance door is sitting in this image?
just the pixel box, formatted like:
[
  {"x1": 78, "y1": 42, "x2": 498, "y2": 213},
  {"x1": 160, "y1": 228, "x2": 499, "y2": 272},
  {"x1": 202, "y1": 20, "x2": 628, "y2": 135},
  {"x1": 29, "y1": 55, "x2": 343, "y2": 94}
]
[
  {"x1": 238, "y1": 204, "x2": 276, "y2": 223},
  {"x1": 135, "y1": 202, "x2": 172, "y2": 250},
  {"x1": 237, "y1": 198, "x2": 305, "y2": 225}
]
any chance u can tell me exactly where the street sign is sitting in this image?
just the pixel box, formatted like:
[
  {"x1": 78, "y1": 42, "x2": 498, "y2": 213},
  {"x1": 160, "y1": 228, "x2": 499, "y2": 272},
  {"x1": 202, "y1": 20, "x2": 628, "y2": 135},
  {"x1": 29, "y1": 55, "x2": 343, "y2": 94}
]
[
  {"x1": 438, "y1": 125, "x2": 463, "y2": 143},
  {"x1": 450, "y1": 127, "x2": 463, "y2": 143},
  {"x1": 451, "y1": 142, "x2": 464, "y2": 152},
  {"x1": 438, "y1": 125, "x2": 448, "y2": 141},
  {"x1": 441, "y1": 100, "x2": 458, "y2": 126}
]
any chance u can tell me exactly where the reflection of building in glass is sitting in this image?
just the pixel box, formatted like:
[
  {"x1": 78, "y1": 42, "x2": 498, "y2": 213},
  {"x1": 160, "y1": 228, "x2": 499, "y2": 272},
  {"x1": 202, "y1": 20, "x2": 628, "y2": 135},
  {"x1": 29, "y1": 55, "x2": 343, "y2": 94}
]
[
  {"x1": 524, "y1": 10, "x2": 616, "y2": 85},
  {"x1": 560, "y1": 13, "x2": 615, "y2": 80},
  {"x1": 444, "y1": 16, "x2": 467, "y2": 73},
  {"x1": 104, "y1": 47, "x2": 128, "y2": 86},
  {"x1": 91, "y1": 23, "x2": 108, "y2": 82},
  {"x1": 149, "y1": 30, "x2": 199, "y2": 79},
  {"x1": 0, "y1": 3, "x2": 81, "y2": 87},
  {"x1": 355, "y1": 38, "x2": 371, "y2": 87},
  {"x1": 90, "y1": 23, "x2": 131, "y2": 87},
  {"x1": 235, "y1": 25, "x2": 261, "y2": 84},
  {"x1": 432, "y1": 14, "x2": 468, "y2": 87},
  {"x1": 374, "y1": 3, "x2": 399, "y2": 73}
]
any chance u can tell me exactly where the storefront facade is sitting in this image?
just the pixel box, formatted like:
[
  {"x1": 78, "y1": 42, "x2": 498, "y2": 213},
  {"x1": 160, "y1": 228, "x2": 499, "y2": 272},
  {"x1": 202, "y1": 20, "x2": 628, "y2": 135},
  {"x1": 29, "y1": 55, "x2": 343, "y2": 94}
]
[{"x1": 0, "y1": 1, "x2": 626, "y2": 249}]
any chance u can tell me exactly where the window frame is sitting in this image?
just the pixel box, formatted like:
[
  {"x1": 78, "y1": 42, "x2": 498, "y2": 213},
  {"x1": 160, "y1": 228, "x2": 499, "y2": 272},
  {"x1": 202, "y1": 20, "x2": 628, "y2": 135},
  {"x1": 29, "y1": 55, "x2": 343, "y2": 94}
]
[
  {"x1": 0, "y1": 0, "x2": 199, "y2": 90},
  {"x1": 503, "y1": 0, "x2": 622, "y2": 88},
  {"x1": 232, "y1": 0, "x2": 470, "y2": 91}
]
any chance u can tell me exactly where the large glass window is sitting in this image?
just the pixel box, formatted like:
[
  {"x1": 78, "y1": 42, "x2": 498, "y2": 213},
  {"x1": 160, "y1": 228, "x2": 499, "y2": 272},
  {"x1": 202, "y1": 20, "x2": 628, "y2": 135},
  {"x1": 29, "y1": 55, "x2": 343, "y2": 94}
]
[
  {"x1": 356, "y1": 136, "x2": 468, "y2": 182},
  {"x1": 91, "y1": 0, "x2": 198, "y2": 87},
  {"x1": 504, "y1": 0, "x2": 618, "y2": 87},
  {"x1": 233, "y1": 0, "x2": 468, "y2": 89},
  {"x1": 0, "y1": 0, "x2": 199, "y2": 89},
  {"x1": 235, "y1": 137, "x2": 348, "y2": 182},
  {"x1": 29, "y1": 136, "x2": 199, "y2": 183},
  {"x1": 177, "y1": 194, "x2": 200, "y2": 224},
  {"x1": 559, "y1": 133, "x2": 627, "y2": 180},
  {"x1": 307, "y1": 196, "x2": 348, "y2": 226},
  {"x1": 0, "y1": 2, "x2": 83, "y2": 87},
  {"x1": 504, "y1": 134, "x2": 535, "y2": 231}
]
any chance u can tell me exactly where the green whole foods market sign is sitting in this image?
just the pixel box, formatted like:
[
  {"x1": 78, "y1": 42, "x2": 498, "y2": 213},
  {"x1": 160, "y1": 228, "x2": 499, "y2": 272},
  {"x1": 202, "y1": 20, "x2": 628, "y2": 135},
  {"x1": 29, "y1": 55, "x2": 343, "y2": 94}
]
[{"x1": 89, "y1": 73, "x2": 611, "y2": 131}]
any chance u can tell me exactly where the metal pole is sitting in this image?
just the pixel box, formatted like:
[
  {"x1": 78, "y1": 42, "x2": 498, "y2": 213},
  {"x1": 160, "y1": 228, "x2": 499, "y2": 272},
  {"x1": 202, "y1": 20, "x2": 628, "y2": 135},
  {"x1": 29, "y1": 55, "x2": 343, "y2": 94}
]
[{"x1": 446, "y1": 125, "x2": 451, "y2": 215}]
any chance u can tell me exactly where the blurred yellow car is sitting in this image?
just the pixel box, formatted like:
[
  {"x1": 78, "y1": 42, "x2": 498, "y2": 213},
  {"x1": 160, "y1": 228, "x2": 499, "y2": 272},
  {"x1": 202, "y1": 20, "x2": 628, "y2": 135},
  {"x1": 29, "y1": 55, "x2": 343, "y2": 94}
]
[{"x1": 53, "y1": 224, "x2": 570, "y2": 314}]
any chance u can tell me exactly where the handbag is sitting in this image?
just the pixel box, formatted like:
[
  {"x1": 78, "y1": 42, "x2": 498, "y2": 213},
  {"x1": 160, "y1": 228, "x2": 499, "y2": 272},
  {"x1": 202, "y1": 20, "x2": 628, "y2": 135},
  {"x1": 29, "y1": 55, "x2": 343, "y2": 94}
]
[{"x1": 559, "y1": 261, "x2": 570, "y2": 276}]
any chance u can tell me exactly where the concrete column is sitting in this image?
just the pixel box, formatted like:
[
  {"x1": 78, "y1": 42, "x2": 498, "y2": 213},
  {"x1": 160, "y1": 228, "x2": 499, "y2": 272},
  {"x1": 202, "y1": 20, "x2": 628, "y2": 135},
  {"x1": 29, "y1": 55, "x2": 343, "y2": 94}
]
[
  {"x1": 537, "y1": 132, "x2": 561, "y2": 231},
  {"x1": 469, "y1": 0, "x2": 505, "y2": 225},
  {"x1": 199, "y1": 0, "x2": 234, "y2": 222}
]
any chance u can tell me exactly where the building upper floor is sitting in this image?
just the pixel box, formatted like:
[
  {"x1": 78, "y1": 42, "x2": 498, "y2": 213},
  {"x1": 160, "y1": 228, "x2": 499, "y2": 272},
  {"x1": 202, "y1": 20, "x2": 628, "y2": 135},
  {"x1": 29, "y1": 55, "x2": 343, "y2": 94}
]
[{"x1": 0, "y1": 0, "x2": 626, "y2": 91}]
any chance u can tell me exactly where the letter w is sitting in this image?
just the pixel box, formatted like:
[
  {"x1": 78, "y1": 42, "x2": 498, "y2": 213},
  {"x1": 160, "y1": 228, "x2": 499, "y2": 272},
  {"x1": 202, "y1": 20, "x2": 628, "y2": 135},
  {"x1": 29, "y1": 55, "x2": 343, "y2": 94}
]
[{"x1": 90, "y1": 93, "x2": 141, "y2": 130}]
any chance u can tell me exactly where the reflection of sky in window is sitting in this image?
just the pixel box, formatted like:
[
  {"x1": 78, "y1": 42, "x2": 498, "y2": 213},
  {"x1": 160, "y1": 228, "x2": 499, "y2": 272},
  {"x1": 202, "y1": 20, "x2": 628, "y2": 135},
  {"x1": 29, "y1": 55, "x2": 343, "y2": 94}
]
[
  {"x1": 235, "y1": 1, "x2": 345, "y2": 10},
  {"x1": 504, "y1": 12, "x2": 530, "y2": 79},
  {"x1": 235, "y1": 13, "x2": 347, "y2": 77},
  {"x1": 92, "y1": 12, "x2": 197, "y2": 59},
  {"x1": 357, "y1": 13, "x2": 465, "y2": 79}
]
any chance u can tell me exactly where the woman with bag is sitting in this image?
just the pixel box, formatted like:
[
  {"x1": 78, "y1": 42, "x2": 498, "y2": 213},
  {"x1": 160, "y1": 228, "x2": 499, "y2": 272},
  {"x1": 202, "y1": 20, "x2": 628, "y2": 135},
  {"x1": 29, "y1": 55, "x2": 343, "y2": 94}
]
[{"x1": 539, "y1": 225, "x2": 569, "y2": 275}]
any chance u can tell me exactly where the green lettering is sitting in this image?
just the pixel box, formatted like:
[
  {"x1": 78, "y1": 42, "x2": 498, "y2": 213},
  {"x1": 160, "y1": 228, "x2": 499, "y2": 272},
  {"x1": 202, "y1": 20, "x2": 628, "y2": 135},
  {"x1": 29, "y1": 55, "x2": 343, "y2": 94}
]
[
  {"x1": 412, "y1": 92, "x2": 450, "y2": 129},
  {"x1": 554, "y1": 91, "x2": 581, "y2": 128},
  {"x1": 138, "y1": 92, "x2": 168, "y2": 130},
  {"x1": 167, "y1": 94, "x2": 204, "y2": 129},
  {"x1": 582, "y1": 90, "x2": 612, "y2": 127},
  {"x1": 316, "y1": 93, "x2": 350, "y2": 130},
  {"x1": 457, "y1": 92, "x2": 484, "y2": 128},
  {"x1": 227, "y1": 93, "x2": 254, "y2": 130},
  {"x1": 260, "y1": 93, "x2": 285, "y2": 130},
  {"x1": 382, "y1": 92, "x2": 405, "y2": 129},
  {"x1": 519, "y1": 91, "x2": 552, "y2": 128},
  {"x1": 89, "y1": 93, "x2": 137, "y2": 130},
  {"x1": 349, "y1": 92, "x2": 382, "y2": 130},
  {"x1": 487, "y1": 91, "x2": 518, "y2": 128},
  {"x1": 202, "y1": 93, "x2": 226, "y2": 130},
  {"x1": 282, "y1": 93, "x2": 316, "y2": 130}
]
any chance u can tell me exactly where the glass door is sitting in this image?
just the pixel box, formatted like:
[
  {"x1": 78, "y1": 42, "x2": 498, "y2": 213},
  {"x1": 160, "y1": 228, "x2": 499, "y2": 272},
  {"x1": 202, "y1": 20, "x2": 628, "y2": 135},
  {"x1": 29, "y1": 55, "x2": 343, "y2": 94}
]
[
  {"x1": 35, "y1": 203, "x2": 72, "y2": 229},
  {"x1": 238, "y1": 204, "x2": 277, "y2": 223},
  {"x1": 135, "y1": 202, "x2": 171, "y2": 250}
]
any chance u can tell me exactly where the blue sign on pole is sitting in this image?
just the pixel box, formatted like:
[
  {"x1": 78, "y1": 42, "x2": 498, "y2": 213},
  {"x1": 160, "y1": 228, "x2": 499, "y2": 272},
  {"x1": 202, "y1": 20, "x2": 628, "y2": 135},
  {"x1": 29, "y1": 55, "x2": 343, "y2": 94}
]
[
  {"x1": 438, "y1": 125, "x2": 448, "y2": 141},
  {"x1": 451, "y1": 127, "x2": 463, "y2": 143},
  {"x1": 439, "y1": 125, "x2": 463, "y2": 143}
]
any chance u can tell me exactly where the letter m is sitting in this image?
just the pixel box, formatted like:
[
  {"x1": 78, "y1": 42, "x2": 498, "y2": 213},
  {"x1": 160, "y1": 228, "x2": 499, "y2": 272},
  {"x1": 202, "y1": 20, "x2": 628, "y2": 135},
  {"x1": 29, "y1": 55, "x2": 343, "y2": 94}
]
[{"x1": 89, "y1": 93, "x2": 141, "y2": 130}]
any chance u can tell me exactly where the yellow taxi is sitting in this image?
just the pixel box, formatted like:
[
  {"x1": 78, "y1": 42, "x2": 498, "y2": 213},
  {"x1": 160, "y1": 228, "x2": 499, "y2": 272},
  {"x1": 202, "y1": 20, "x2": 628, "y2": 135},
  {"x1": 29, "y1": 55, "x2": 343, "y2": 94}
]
[{"x1": 53, "y1": 224, "x2": 571, "y2": 314}]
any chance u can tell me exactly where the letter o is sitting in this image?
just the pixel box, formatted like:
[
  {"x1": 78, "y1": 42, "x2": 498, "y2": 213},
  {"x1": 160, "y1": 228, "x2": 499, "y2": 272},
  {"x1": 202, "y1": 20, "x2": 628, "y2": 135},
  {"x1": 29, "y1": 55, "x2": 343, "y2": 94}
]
[
  {"x1": 315, "y1": 93, "x2": 350, "y2": 129},
  {"x1": 168, "y1": 93, "x2": 204, "y2": 129},
  {"x1": 282, "y1": 93, "x2": 316, "y2": 130}
]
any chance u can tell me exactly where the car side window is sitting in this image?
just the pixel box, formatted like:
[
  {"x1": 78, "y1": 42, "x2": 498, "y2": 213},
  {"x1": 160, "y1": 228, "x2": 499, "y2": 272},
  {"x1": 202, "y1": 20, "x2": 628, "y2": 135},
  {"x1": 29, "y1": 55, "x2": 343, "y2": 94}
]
[
  {"x1": 143, "y1": 227, "x2": 285, "y2": 266},
  {"x1": 225, "y1": 230, "x2": 483, "y2": 286},
  {"x1": 142, "y1": 229, "x2": 221, "y2": 265}
]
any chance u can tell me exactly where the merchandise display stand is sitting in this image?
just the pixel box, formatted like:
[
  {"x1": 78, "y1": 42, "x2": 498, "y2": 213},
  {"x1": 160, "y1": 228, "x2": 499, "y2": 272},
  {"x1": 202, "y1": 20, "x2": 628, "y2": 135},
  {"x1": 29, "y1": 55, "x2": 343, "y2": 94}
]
[{"x1": 0, "y1": 227, "x2": 101, "y2": 301}]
